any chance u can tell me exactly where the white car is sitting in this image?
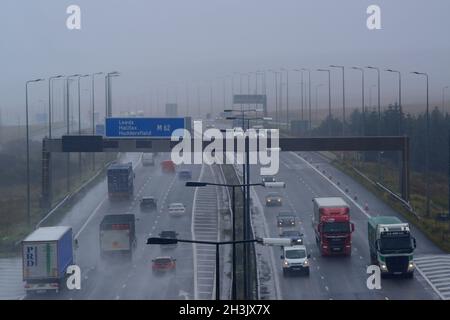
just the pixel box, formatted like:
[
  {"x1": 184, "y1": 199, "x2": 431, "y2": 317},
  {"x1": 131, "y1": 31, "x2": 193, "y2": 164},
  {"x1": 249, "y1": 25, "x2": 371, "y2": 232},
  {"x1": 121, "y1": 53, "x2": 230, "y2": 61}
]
[
  {"x1": 168, "y1": 203, "x2": 186, "y2": 216},
  {"x1": 281, "y1": 245, "x2": 310, "y2": 276}
]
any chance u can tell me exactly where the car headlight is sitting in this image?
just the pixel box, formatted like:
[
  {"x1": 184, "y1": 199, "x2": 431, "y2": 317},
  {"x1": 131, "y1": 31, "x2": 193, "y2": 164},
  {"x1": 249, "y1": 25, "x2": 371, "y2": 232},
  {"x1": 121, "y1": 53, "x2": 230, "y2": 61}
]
[
  {"x1": 267, "y1": 199, "x2": 271, "y2": 202},
  {"x1": 408, "y1": 262, "x2": 415, "y2": 269},
  {"x1": 278, "y1": 199, "x2": 281, "y2": 202},
  {"x1": 283, "y1": 260, "x2": 289, "y2": 267},
  {"x1": 303, "y1": 259, "x2": 309, "y2": 266},
  {"x1": 380, "y1": 263, "x2": 387, "y2": 270}
]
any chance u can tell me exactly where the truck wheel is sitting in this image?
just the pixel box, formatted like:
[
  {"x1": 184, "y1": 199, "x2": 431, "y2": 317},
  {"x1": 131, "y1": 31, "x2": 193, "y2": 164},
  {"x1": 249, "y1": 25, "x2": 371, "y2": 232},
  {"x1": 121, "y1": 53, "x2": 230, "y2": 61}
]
[
  {"x1": 282, "y1": 269, "x2": 288, "y2": 277},
  {"x1": 304, "y1": 268, "x2": 310, "y2": 276}
]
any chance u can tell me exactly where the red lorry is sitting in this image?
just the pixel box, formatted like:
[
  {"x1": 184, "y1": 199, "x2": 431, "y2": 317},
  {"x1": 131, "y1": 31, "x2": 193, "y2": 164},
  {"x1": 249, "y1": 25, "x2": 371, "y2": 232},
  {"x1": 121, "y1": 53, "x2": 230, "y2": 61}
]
[{"x1": 312, "y1": 197, "x2": 354, "y2": 256}]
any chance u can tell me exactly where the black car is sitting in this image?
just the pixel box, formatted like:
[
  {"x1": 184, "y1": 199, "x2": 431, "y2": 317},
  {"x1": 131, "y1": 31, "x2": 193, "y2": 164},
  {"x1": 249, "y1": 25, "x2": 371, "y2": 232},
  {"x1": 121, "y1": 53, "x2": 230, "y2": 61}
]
[
  {"x1": 277, "y1": 212, "x2": 296, "y2": 227},
  {"x1": 178, "y1": 170, "x2": 192, "y2": 180},
  {"x1": 140, "y1": 197, "x2": 157, "y2": 211},
  {"x1": 262, "y1": 176, "x2": 276, "y2": 183},
  {"x1": 265, "y1": 193, "x2": 283, "y2": 206},
  {"x1": 279, "y1": 230, "x2": 304, "y2": 245},
  {"x1": 158, "y1": 230, "x2": 179, "y2": 249}
]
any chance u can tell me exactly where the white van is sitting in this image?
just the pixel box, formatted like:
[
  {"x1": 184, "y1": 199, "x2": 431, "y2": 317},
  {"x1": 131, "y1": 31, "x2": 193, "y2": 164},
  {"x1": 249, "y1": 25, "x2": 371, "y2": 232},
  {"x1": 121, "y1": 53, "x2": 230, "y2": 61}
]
[{"x1": 142, "y1": 153, "x2": 155, "y2": 166}]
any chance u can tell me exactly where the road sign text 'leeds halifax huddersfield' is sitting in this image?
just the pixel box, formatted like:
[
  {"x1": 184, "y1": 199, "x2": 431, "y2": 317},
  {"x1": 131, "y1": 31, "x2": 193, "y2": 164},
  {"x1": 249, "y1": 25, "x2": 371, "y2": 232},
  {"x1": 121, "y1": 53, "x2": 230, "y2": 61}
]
[{"x1": 105, "y1": 117, "x2": 185, "y2": 137}]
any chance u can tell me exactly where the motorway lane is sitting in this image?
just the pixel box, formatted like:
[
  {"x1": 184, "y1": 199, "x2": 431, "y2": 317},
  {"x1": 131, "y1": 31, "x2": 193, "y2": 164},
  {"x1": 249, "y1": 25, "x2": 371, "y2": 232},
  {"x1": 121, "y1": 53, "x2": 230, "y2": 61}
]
[
  {"x1": 29, "y1": 152, "x2": 201, "y2": 300},
  {"x1": 116, "y1": 161, "x2": 202, "y2": 300},
  {"x1": 250, "y1": 151, "x2": 439, "y2": 300},
  {"x1": 299, "y1": 151, "x2": 443, "y2": 256},
  {"x1": 78, "y1": 155, "x2": 201, "y2": 300}
]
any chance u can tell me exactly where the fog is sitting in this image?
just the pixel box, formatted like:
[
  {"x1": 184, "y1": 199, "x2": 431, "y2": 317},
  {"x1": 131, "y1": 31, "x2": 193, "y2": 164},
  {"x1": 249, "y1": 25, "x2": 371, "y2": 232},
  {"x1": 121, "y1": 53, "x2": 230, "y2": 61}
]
[{"x1": 1, "y1": 0, "x2": 450, "y2": 125}]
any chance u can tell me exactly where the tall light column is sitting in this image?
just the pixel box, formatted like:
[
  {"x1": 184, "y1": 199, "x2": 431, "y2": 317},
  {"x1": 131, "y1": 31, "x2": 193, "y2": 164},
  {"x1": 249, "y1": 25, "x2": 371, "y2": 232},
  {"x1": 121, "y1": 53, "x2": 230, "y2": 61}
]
[
  {"x1": 351, "y1": 67, "x2": 365, "y2": 135},
  {"x1": 317, "y1": 69, "x2": 331, "y2": 135},
  {"x1": 26, "y1": 78, "x2": 45, "y2": 227},
  {"x1": 412, "y1": 71, "x2": 430, "y2": 217},
  {"x1": 330, "y1": 65, "x2": 346, "y2": 135},
  {"x1": 302, "y1": 68, "x2": 312, "y2": 131}
]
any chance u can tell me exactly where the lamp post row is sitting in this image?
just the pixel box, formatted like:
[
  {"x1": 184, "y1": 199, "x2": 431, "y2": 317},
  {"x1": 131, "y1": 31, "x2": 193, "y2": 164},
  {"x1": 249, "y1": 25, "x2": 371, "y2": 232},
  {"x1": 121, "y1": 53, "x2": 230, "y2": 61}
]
[{"x1": 25, "y1": 71, "x2": 120, "y2": 226}]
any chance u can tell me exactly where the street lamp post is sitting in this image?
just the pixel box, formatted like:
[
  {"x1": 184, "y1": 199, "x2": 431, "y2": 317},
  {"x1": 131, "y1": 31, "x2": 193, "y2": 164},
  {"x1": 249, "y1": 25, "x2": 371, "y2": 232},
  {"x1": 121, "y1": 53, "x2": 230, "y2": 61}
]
[
  {"x1": 26, "y1": 78, "x2": 45, "y2": 227},
  {"x1": 105, "y1": 71, "x2": 120, "y2": 118},
  {"x1": 302, "y1": 68, "x2": 312, "y2": 131},
  {"x1": 366, "y1": 66, "x2": 382, "y2": 181},
  {"x1": 317, "y1": 69, "x2": 332, "y2": 136},
  {"x1": 293, "y1": 69, "x2": 304, "y2": 121},
  {"x1": 330, "y1": 65, "x2": 346, "y2": 135},
  {"x1": 386, "y1": 69, "x2": 402, "y2": 135},
  {"x1": 65, "y1": 74, "x2": 80, "y2": 194},
  {"x1": 351, "y1": 67, "x2": 365, "y2": 136},
  {"x1": 280, "y1": 68, "x2": 289, "y2": 129},
  {"x1": 412, "y1": 71, "x2": 430, "y2": 217},
  {"x1": 47, "y1": 75, "x2": 63, "y2": 209},
  {"x1": 366, "y1": 66, "x2": 381, "y2": 135},
  {"x1": 315, "y1": 84, "x2": 324, "y2": 128},
  {"x1": 48, "y1": 75, "x2": 63, "y2": 139},
  {"x1": 91, "y1": 72, "x2": 103, "y2": 171},
  {"x1": 268, "y1": 70, "x2": 279, "y2": 130},
  {"x1": 77, "y1": 74, "x2": 89, "y2": 182}
]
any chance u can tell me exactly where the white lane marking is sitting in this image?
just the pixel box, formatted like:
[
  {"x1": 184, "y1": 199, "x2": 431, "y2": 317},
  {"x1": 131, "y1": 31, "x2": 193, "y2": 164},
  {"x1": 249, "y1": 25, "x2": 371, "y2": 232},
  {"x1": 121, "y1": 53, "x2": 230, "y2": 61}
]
[
  {"x1": 75, "y1": 195, "x2": 107, "y2": 238},
  {"x1": 290, "y1": 152, "x2": 370, "y2": 218},
  {"x1": 192, "y1": 164, "x2": 205, "y2": 301},
  {"x1": 76, "y1": 154, "x2": 143, "y2": 239},
  {"x1": 325, "y1": 286, "x2": 329, "y2": 291}
]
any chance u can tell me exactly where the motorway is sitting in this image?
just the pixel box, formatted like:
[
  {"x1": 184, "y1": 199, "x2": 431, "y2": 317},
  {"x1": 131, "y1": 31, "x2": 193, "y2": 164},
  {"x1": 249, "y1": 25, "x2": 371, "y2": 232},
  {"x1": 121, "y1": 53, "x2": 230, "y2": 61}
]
[
  {"x1": 250, "y1": 151, "x2": 442, "y2": 300},
  {"x1": 3, "y1": 122, "x2": 449, "y2": 300},
  {"x1": 30, "y1": 152, "x2": 203, "y2": 300}
]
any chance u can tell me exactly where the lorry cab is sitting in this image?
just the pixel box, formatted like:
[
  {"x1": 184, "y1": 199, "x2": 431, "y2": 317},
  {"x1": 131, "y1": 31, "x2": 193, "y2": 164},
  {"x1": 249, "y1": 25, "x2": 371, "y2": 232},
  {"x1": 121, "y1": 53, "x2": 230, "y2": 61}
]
[
  {"x1": 280, "y1": 245, "x2": 310, "y2": 276},
  {"x1": 312, "y1": 197, "x2": 354, "y2": 256},
  {"x1": 368, "y1": 217, "x2": 416, "y2": 278}
]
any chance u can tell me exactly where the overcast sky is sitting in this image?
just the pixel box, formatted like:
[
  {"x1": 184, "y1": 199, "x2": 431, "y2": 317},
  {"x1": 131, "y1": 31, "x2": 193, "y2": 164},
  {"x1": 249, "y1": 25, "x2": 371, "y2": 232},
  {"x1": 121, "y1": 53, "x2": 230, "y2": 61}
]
[{"x1": 1, "y1": 0, "x2": 450, "y2": 123}]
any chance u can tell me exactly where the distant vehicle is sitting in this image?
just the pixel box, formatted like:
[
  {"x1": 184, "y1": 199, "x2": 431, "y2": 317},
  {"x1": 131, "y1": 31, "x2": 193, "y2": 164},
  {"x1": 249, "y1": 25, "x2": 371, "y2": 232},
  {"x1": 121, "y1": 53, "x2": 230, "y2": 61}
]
[
  {"x1": 178, "y1": 169, "x2": 192, "y2": 180},
  {"x1": 107, "y1": 162, "x2": 134, "y2": 200},
  {"x1": 158, "y1": 231, "x2": 179, "y2": 249},
  {"x1": 140, "y1": 196, "x2": 157, "y2": 211},
  {"x1": 142, "y1": 153, "x2": 155, "y2": 166},
  {"x1": 262, "y1": 176, "x2": 276, "y2": 183},
  {"x1": 281, "y1": 245, "x2": 310, "y2": 276},
  {"x1": 368, "y1": 216, "x2": 416, "y2": 278},
  {"x1": 312, "y1": 197, "x2": 354, "y2": 256},
  {"x1": 265, "y1": 193, "x2": 283, "y2": 206},
  {"x1": 99, "y1": 214, "x2": 136, "y2": 261},
  {"x1": 152, "y1": 256, "x2": 176, "y2": 274},
  {"x1": 279, "y1": 230, "x2": 304, "y2": 245},
  {"x1": 161, "y1": 160, "x2": 175, "y2": 173},
  {"x1": 22, "y1": 226, "x2": 74, "y2": 294},
  {"x1": 277, "y1": 212, "x2": 297, "y2": 235},
  {"x1": 168, "y1": 203, "x2": 186, "y2": 216}
]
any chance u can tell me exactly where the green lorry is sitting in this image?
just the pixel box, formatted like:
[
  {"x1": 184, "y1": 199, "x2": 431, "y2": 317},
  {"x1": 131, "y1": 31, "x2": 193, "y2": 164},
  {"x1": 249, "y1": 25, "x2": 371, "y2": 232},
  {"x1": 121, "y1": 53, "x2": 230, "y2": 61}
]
[{"x1": 368, "y1": 216, "x2": 416, "y2": 278}]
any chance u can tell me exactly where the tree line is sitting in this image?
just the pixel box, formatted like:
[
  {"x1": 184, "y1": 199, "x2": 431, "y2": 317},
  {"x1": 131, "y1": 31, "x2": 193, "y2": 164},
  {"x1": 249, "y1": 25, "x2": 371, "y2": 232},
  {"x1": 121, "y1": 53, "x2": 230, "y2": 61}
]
[{"x1": 311, "y1": 103, "x2": 450, "y2": 175}]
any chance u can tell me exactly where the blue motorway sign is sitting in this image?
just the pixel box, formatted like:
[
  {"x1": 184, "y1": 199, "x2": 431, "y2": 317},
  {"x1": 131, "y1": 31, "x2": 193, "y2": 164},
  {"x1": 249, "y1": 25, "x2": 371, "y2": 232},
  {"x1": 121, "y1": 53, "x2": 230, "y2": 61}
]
[{"x1": 105, "y1": 117, "x2": 185, "y2": 137}]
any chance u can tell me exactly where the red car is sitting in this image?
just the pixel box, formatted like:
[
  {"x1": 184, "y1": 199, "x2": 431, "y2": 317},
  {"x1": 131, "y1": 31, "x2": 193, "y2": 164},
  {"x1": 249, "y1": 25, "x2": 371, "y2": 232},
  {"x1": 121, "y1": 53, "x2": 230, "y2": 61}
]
[
  {"x1": 161, "y1": 160, "x2": 175, "y2": 173},
  {"x1": 152, "y1": 256, "x2": 176, "y2": 274}
]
